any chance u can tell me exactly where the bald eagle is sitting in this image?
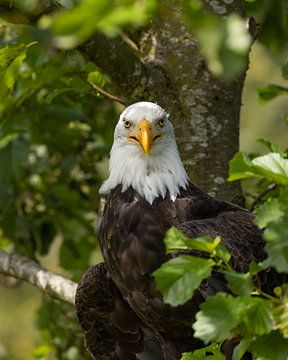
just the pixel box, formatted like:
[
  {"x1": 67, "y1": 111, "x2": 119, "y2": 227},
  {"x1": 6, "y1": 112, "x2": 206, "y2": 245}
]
[{"x1": 76, "y1": 102, "x2": 279, "y2": 360}]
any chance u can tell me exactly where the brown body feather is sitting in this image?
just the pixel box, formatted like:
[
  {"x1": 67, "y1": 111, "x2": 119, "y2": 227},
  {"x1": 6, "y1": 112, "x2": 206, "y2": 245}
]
[{"x1": 76, "y1": 183, "x2": 281, "y2": 359}]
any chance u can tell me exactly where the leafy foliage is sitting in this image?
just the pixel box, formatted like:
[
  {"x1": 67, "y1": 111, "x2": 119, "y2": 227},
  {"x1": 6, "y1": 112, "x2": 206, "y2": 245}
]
[
  {"x1": 257, "y1": 84, "x2": 288, "y2": 104},
  {"x1": 155, "y1": 123, "x2": 288, "y2": 358},
  {"x1": 0, "y1": 30, "x2": 112, "y2": 272},
  {"x1": 249, "y1": 331, "x2": 288, "y2": 360},
  {"x1": 49, "y1": 0, "x2": 156, "y2": 48},
  {"x1": 154, "y1": 255, "x2": 214, "y2": 306},
  {"x1": 183, "y1": 0, "x2": 251, "y2": 79},
  {"x1": 0, "y1": 0, "x2": 154, "y2": 357},
  {"x1": 35, "y1": 296, "x2": 89, "y2": 360},
  {"x1": 228, "y1": 152, "x2": 288, "y2": 184},
  {"x1": 193, "y1": 293, "x2": 242, "y2": 343}
]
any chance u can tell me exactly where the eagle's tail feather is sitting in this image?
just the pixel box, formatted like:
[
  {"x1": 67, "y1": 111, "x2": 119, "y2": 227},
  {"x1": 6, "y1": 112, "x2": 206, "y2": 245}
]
[{"x1": 75, "y1": 263, "x2": 144, "y2": 360}]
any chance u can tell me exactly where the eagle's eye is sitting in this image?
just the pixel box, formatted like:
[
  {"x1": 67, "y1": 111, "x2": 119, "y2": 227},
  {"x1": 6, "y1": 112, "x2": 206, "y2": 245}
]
[
  {"x1": 124, "y1": 120, "x2": 132, "y2": 129},
  {"x1": 158, "y1": 117, "x2": 165, "y2": 127}
]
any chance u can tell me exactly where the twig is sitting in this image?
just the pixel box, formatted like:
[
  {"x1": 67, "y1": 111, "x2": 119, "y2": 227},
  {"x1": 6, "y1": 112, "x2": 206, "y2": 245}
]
[
  {"x1": 87, "y1": 80, "x2": 127, "y2": 106},
  {"x1": 80, "y1": 32, "x2": 152, "y2": 103},
  {"x1": 250, "y1": 183, "x2": 277, "y2": 211},
  {"x1": 0, "y1": 249, "x2": 77, "y2": 305},
  {"x1": 120, "y1": 32, "x2": 139, "y2": 52}
]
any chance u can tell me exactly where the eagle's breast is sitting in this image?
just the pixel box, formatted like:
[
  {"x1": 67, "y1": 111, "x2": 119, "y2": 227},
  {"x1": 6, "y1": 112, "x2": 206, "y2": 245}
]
[
  {"x1": 98, "y1": 185, "x2": 201, "y2": 336},
  {"x1": 99, "y1": 186, "x2": 170, "y2": 288}
]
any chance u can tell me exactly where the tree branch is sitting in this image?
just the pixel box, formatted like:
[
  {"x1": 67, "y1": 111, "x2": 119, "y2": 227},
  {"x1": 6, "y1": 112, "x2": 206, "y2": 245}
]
[
  {"x1": 79, "y1": 33, "x2": 161, "y2": 103},
  {"x1": 87, "y1": 80, "x2": 127, "y2": 106},
  {"x1": 250, "y1": 183, "x2": 277, "y2": 211},
  {"x1": 0, "y1": 1, "x2": 159, "y2": 104},
  {"x1": 0, "y1": 249, "x2": 77, "y2": 305}
]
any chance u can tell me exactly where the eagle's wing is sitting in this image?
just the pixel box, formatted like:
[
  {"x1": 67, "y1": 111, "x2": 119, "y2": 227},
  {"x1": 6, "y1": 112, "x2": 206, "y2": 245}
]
[
  {"x1": 178, "y1": 209, "x2": 263, "y2": 271},
  {"x1": 75, "y1": 263, "x2": 144, "y2": 360},
  {"x1": 177, "y1": 188, "x2": 284, "y2": 294}
]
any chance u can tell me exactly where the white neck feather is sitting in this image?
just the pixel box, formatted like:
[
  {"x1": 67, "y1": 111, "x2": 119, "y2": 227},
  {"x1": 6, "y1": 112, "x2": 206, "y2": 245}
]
[{"x1": 99, "y1": 137, "x2": 189, "y2": 204}]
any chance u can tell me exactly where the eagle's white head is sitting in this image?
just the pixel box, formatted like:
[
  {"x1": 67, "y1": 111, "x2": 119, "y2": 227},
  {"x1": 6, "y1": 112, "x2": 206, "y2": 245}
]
[{"x1": 99, "y1": 102, "x2": 189, "y2": 204}]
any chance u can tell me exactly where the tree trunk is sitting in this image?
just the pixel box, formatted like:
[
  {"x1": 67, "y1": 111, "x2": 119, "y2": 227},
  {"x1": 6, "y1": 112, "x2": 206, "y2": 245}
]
[
  {"x1": 137, "y1": 0, "x2": 246, "y2": 202},
  {"x1": 83, "y1": 0, "x2": 246, "y2": 202}
]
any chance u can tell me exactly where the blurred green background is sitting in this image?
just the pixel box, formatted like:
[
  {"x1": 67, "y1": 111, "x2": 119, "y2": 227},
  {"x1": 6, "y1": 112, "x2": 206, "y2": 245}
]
[
  {"x1": 241, "y1": 44, "x2": 288, "y2": 153},
  {"x1": 0, "y1": 0, "x2": 287, "y2": 359}
]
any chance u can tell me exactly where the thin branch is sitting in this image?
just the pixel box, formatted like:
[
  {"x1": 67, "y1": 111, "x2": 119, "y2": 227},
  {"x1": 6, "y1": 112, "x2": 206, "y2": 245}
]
[
  {"x1": 75, "y1": 71, "x2": 127, "y2": 105},
  {"x1": 120, "y1": 32, "x2": 140, "y2": 52},
  {"x1": 250, "y1": 183, "x2": 277, "y2": 211},
  {"x1": 79, "y1": 32, "x2": 152, "y2": 103},
  {"x1": 87, "y1": 80, "x2": 127, "y2": 106},
  {"x1": 0, "y1": 249, "x2": 77, "y2": 305}
]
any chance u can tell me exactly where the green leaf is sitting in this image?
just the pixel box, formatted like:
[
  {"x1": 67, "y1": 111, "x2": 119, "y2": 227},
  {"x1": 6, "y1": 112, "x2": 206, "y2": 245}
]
[
  {"x1": 249, "y1": 331, "x2": 288, "y2": 360},
  {"x1": 194, "y1": 294, "x2": 275, "y2": 344},
  {"x1": 258, "y1": 84, "x2": 288, "y2": 104},
  {"x1": 0, "y1": 44, "x2": 25, "y2": 69},
  {"x1": 164, "y1": 227, "x2": 219, "y2": 254},
  {"x1": 51, "y1": 0, "x2": 112, "y2": 39},
  {"x1": 193, "y1": 293, "x2": 241, "y2": 343},
  {"x1": 213, "y1": 245, "x2": 231, "y2": 265},
  {"x1": 241, "y1": 297, "x2": 275, "y2": 336},
  {"x1": 255, "y1": 198, "x2": 284, "y2": 229},
  {"x1": 32, "y1": 344, "x2": 52, "y2": 358},
  {"x1": 50, "y1": 0, "x2": 155, "y2": 48},
  {"x1": 88, "y1": 70, "x2": 109, "y2": 88},
  {"x1": 232, "y1": 339, "x2": 252, "y2": 360},
  {"x1": 96, "y1": 0, "x2": 156, "y2": 36},
  {"x1": 223, "y1": 271, "x2": 253, "y2": 296},
  {"x1": 0, "y1": 228, "x2": 11, "y2": 248},
  {"x1": 229, "y1": 152, "x2": 288, "y2": 185},
  {"x1": 4, "y1": 49, "x2": 27, "y2": 90},
  {"x1": 181, "y1": 343, "x2": 225, "y2": 359},
  {"x1": 252, "y1": 153, "x2": 288, "y2": 185},
  {"x1": 264, "y1": 215, "x2": 288, "y2": 273},
  {"x1": 257, "y1": 138, "x2": 287, "y2": 157},
  {"x1": 184, "y1": 3, "x2": 251, "y2": 79},
  {"x1": 0, "y1": 133, "x2": 19, "y2": 149},
  {"x1": 164, "y1": 227, "x2": 191, "y2": 252},
  {"x1": 228, "y1": 152, "x2": 255, "y2": 181},
  {"x1": 153, "y1": 255, "x2": 214, "y2": 306},
  {"x1": 249, "y1": 261, "x2": 268, "y2": 275},
  {"x1": 218, "y1": 14, "x2": 251, "y2": 80}
]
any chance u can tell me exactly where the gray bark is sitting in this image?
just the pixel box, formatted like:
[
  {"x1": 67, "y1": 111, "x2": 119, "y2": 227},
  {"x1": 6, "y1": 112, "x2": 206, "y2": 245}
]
[{"x1": 137, "y1": 0, "x2": 246, "y2": 202}]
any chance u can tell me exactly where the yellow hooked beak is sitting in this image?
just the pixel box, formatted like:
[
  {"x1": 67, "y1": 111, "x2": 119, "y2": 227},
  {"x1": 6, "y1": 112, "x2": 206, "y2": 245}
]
[{"x1": 128, "y1": 119, "x2": 154, "y2": 155}]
